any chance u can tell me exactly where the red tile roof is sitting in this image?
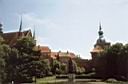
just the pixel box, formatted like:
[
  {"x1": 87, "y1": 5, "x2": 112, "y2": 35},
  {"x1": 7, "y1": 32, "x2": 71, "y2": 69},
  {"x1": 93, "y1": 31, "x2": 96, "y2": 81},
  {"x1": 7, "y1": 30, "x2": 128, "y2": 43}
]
[
  {"x1": 51, "y1": 51, "x2": 76, "y2": 59},
  {"x1": 51, "y1": 52, "x2": 58, "y2": 59},
  {"x1": 39, "y1": 46, "x2": 51, "y2": 52},
  {"x1": 3, "y1": 30, "x2": 32, "y2": 46}
]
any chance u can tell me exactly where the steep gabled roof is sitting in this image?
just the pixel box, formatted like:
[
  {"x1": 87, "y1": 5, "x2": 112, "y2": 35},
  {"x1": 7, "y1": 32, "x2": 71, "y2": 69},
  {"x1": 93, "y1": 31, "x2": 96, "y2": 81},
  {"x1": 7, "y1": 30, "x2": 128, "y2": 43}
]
[{"x1": 3, "y1": 29, "x2": 32, "y2": 46}]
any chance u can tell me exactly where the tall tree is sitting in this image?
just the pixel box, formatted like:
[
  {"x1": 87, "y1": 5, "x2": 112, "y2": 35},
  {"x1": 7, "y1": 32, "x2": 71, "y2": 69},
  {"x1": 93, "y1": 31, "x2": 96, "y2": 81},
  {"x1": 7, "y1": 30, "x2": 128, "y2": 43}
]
[
  {"x1": 15, "y1": 37, "x2": 36, "y2": 55},
  {"x1": 95, "y1": 43, "x2": 128, "y2": 81}
]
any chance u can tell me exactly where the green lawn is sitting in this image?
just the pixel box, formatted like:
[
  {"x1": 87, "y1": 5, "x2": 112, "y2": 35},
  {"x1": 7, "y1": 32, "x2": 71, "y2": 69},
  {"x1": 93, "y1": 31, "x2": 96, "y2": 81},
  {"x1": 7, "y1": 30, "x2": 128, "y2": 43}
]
[
  {"x1": 23, "y1": 76, "x2": 128, "y2": 84},
  {"x1": 35, "y1": 76, "x2": 68, "y2": 84}
]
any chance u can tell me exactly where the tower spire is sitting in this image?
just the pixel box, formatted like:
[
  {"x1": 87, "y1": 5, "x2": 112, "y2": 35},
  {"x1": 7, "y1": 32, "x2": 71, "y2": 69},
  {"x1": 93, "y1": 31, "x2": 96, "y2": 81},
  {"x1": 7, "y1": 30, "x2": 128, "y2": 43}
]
[
  {"x1": 98, "y1": 22, "x2": 103, "y2": 38},
  {"x1": 19, "y1": 16, "x2": 22, "y2": 32},
  {"x1": 99, "y1": 22, "x2": 102, "y2": 31},
  {"x1": 33, "y1": 26, "x2": 36, "y2": 44},
  {"x1": 18, "y1": 16, "x2": 22, "y2": 37},
  {"x1": 33, "y1": 26, "x2": 35, "y2": 40}
]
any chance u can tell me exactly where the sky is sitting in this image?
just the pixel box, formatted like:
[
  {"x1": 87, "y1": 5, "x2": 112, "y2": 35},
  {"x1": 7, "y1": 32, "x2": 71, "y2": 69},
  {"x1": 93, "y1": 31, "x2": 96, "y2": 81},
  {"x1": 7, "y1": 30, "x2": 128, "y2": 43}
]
[{"x1": 0, "y1": 0, "x2": 128, "y2": 59}]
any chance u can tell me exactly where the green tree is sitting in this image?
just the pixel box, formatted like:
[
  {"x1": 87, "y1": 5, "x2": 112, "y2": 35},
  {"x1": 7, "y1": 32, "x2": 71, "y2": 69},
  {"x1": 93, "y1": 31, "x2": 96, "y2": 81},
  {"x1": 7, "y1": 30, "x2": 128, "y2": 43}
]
[
  {"x1": 15, "y1": 37, "x2": 36, "y2": 55},
  {"x1": 68, "y1": 58, "x2": 77, "y2": 74},
  {"x1": 0, "y1": 35, "x2": 8, "y2": 83},
  {"x1": 0, "y1": 42, "x2": 19, "y2": 83},
  {"x1": 30, "y1": 60, "x2": 50, "y2": 78},
  {"x1": 51, "y1": 59, "x2": 61, "y2": 74},
  {"x1": 95, "y1": 43, "x2": 128, "y2": 81},
  {"x1": 106, "y1": 43, "x2": 123, "y2": 78},
  {"x1": 11, "y1": 37, "x2": 41, "y2": 83},
  {"x1": 0, "y1": 45, "x2": 6, "y2": 83},
  {"x1": 0, "y1": 25, "x2": 8, "y2": 83},
  {"x1": 4, "y1": 47, "x2": 19, "y2": 82},
  {"x1": 60, "y1": 63, "x2": 67, "y2": 74}
]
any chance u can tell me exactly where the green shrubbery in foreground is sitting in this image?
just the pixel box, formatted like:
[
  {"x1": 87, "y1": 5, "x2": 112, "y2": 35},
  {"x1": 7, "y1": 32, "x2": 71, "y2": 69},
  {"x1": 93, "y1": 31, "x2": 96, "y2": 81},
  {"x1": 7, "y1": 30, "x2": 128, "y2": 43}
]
[{"x1": 95, "y1": 43, "x2": 128, "y2": 81}]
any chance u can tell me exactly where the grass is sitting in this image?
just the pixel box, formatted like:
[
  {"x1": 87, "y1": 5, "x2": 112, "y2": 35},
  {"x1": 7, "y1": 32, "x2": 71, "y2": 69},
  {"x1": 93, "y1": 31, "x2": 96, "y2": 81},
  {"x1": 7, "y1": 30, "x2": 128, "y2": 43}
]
[
  {"x1": 23, "y1": 76, "x2": 128, "y2": 84},
  {"x1": 35, "y1": 76, "x2": 68, "y2": 84}
]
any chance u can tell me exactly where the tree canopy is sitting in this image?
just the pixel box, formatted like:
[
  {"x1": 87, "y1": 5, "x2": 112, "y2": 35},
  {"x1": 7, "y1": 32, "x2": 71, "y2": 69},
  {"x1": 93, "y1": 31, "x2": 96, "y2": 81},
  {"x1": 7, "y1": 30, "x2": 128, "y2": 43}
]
[{"x1": 95, "y1": 43, "x2": 128, "y2": 81}]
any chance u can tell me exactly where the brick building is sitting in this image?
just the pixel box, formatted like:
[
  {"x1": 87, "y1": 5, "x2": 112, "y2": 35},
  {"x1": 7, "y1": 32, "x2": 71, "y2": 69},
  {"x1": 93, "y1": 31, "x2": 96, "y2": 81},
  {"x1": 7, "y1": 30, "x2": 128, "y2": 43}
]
[
  {"x1": 38, "y1": 46, "x2": 51, "y2": 60},
  {"x1": 2, "y1": 19, "x2": 35, "y2": 47}
]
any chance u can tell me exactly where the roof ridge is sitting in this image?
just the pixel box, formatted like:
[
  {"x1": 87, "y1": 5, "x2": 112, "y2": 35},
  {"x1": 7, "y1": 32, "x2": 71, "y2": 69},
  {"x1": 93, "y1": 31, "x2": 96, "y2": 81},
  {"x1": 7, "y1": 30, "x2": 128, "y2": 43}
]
[{"x1": 4, "y1": 29, "x2": 31, "y2": 34}]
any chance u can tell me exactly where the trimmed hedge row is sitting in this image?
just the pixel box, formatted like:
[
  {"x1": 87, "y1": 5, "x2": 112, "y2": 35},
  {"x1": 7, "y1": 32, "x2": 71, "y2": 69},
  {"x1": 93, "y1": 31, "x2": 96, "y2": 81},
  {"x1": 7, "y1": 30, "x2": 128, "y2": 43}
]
[{"x1": 56, "y1": 75, "x2": 100, "y2": 79}]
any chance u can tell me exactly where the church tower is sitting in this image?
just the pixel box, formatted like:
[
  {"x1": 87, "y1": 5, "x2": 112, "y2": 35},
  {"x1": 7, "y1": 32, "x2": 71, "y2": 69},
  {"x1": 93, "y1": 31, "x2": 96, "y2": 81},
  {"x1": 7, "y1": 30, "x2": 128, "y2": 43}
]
[
  {"x1": 90, "y1": 23, "x2": 110, "y2": 60},
  {"x1": 2, "y1": 17, "x2": 34, "y2": 47}
]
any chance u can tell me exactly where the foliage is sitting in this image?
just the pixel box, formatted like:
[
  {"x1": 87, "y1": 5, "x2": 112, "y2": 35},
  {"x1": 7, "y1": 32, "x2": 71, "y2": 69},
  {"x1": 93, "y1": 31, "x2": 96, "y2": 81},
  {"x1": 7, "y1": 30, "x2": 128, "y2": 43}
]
[
  {"x1": 30, "y1": 59, "x2": 52, "y2": 78},
  {"x1": 76, "y1": 66, "x2": 85, "y2": 74},
  {"x1": 15, "y1": 37, "x2": 36, "y2": 54},
  {"x1": 0, "y1": 45, "x2": 6, "y2": 83},
  {"x1": 0, "y1": 28, "x2": 6, "y2": 83},
  {"x1": 60, "y1": 63, "x2": 67, "y2": 74},
  {"x1": 0, "y1": 27, "x2": 40, "y2": 83},
  {"x1": 0, "y1": 36, "x2": 42, "y2": 83},
  {"x1": 68, "y1": 58, "x2": 77, "y2": 74},
  {"x1": 95, "y1": 43, "x2": 128, "y2": 81},
  {"x1": 42, "y1": 59, "x2": 51, "y2": 76},
  {"x1": 51, "y1": 59, "x2": 61, "y2": 74}
]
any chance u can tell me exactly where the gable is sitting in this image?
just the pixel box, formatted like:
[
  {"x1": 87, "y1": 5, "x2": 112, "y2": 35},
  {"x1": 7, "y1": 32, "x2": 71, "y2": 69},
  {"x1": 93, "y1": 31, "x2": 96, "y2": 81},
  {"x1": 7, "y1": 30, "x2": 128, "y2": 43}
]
[{"x1": 3, "y1": 29, "x2": 33, "y2": 46}]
